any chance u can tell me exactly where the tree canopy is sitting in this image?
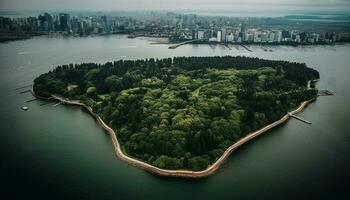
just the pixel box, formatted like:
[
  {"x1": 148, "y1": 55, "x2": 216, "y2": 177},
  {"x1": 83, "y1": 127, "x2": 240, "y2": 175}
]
[{"x1": 34, "y1": 56, "x2": 319, "y2": 171}]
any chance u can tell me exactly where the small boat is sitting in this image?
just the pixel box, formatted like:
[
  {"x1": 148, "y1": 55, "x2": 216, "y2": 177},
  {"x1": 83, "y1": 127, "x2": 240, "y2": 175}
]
[{"x1": 21, "y1": 106, "x2": 29, "y2": 111}]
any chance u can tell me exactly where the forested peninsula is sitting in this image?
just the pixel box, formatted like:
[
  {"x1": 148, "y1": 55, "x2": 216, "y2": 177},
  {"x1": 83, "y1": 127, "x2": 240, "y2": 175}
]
[{"x1": 33, "y1": 56, "x2": 319, "y2": 171}]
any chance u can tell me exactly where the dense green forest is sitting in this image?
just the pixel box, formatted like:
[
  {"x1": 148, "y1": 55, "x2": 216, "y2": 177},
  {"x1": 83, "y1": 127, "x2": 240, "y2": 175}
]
[{"x1": 34, "y1": 56, "x2": 319, "y2": 171}]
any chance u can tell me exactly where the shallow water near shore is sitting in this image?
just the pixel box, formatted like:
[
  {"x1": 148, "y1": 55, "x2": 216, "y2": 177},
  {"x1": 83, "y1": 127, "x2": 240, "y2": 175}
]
[{"x1": 1, "y1": 35, "x2": 350, "y2": 199}]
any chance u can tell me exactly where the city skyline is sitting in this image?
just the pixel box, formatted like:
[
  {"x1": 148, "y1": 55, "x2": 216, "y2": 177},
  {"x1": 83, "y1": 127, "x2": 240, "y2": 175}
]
[
  {"x1": 1, "y1": 0, "x2": 350, "y2": 13},
  {"x1": 1, "y1": 11, "x2": 348, "y2": 44}
]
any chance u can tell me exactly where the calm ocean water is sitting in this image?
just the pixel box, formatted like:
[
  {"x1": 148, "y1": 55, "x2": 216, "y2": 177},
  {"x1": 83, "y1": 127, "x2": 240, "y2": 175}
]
[{"x1": 0, "y1": 35, "x2": 349, "y2": 199}]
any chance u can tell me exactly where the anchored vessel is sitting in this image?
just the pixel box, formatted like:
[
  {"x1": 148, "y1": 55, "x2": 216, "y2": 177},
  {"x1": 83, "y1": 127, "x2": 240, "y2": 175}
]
[{"x1": 21, "y1": 106, "x2": 29, "y2": 111}]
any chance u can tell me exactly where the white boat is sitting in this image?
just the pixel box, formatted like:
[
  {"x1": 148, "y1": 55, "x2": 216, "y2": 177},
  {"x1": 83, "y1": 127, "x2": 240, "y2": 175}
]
[{"x1": 21, "y1": 106, "x2": 29, "y2": 111}]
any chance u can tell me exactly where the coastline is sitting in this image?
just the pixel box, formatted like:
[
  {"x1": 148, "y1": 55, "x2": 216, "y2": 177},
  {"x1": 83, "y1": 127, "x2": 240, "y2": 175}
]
[
  {"x1": 2, "y1": 33, "x2": 349, "y2": 47},
  {"x1": 31, "y1": 83, "x2": 315, "y2": 178}
]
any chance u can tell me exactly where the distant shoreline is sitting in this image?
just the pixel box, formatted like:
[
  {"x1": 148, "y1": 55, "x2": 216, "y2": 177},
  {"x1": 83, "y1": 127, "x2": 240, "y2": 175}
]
[
  {"x1": 2, "y1": 33, "x2": 349, "y2": 47},
  {"x1": 0, "y1": 31, "x2": 45, "y2": 43},
  {"x1": 31, "y1": 81, "x2": 317, "y2": 178}
]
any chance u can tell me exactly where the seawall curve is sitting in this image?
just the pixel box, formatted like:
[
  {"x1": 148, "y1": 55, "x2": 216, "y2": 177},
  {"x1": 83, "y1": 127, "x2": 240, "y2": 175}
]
[{"x1": 31, "y1": 84, "x2": 315, "y2": 178}]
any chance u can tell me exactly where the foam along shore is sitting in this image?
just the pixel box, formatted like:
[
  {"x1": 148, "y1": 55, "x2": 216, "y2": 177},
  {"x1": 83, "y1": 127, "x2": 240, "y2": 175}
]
[{"x1": 31, "y1": 83, "x2": 316, "y2": 178}]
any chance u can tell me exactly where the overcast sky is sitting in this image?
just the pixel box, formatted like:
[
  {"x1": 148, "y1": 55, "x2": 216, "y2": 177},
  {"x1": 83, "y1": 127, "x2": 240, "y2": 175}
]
[{"x1": 1, "y1": 0, "x2": 349, "y2": 12}]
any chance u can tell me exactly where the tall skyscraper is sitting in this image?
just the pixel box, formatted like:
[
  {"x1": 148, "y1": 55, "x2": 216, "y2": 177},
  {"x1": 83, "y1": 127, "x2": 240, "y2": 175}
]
[
  {"x1": 192, "y1": 30, "x2": 198, "y2": 40},
  {"x1": 269, "y1": 32, "x2": 275, "y2": 43},
  {"x1": 197, "y1": 30, "x2": 204, "y2": 40},
  {"x1": 59, "y1": 13, "x2": 70, "y2": 32},
  {"x1": 221, "y1": 28, "x2": 226, "y2": 42},
  {"x1": 217, "y1": 30, "x2": 222, "y2": 42}
]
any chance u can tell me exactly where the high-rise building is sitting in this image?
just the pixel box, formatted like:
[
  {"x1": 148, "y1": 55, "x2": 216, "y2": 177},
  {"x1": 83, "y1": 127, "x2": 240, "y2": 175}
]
[
  {"x1": 315, "y1": 33, "x2": 320, "y2": 43},
  {"x1": 217, "y1": 30, "x2": 222, "y2": 42},
  {"x1": 253, "y1": 32, "x2": 259, "y2": 43},
  {"x1": 197, "y1": 30, "x2": 204, "y2": 40},
  {"x1": 221, "y1": 28, "x2": 226, "y2": 42},
  {"x1": 192, "y1": 30, "x2": 198, "y2": 40},
  {"x1": 244, "y1": 32, "x2": 250, "y2": 42},
  {"x1": 44, "y1": 13, "x2": 53, "y2": 31},
  {"x1": 101, "y1": 15, "x2": 109, "y2": 32},
  {"x1": 59, "y1": 13, "x2": 70, "y2": 32},
  {"x1": 269, "y1": 32, "x2": 275, "y2": 43},
  {"x1": 240, "y1": 23, "x2": 247, "y2": 41},
  {"x1": 261, "y1": 32, "x2": 268, "y2": 42},
  {"x1": 241, "y1": 23, "x2": 246, "y2": 34},
  {"x1": 276, "y1": 31, "x2": 282, "y2": 43},
  {"x1": 226, "y1": 33, "x2": 234, "y2": 42}
]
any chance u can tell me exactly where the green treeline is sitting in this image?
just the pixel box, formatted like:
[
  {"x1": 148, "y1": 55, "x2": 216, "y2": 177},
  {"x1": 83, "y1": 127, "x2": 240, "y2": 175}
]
[{"x1": 34, "y1": 56, "x2": 319, "y2": 171}]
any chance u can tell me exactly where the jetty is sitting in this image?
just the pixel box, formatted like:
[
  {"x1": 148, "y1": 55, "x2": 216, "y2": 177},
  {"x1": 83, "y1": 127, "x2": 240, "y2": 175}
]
[
  {"x1": 40, "y1": 102, "x2": 53, "y2": 106},
  {"x1": 240, "y1": 44, "x2": 253, "y2": 52},
  {"x1": 19, "y1": 90, "x2": 31, "y2": 94},
  {"x1": 14, "y1": 85, "x2": 31, "y2": 91},
  {"x1": 53, "y1": 101, "x2": 64, "y2": 107},
  {"x1": 26, "y1": 98, "x2": 38, "y2": 103},
  {"x1": 261, "y1": 46, "x2": 268, "y2": 51},
  {"x1": 224, "y1": 43, "x2": 232, "y2": 50},
  {"x1": 318, "y1": 90, "x2": 334, "y2": 96},
  {"x1": 289, "y1": 113, "x2": 312, "y2": 124},
  {"x1": 168, "y1": 39, "x2": 199, "y2": 49}
]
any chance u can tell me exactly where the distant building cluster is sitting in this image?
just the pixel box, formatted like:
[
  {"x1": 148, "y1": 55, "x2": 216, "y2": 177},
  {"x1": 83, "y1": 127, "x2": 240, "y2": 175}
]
[
  {"x1": 0, "y1": 12, "x2": 349, "y2": 44},
  {"x1": 189, "y1": 27, "x2": 339, "y2": 44},
  {"x1": 0, "y1": 13, "x2": 134, "y2": 36}
]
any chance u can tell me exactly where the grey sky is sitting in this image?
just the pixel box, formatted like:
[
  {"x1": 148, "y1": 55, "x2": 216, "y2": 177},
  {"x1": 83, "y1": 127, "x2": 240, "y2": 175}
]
[{"x1": 1, "y1": 0, "x2": 349, "y2": 12}]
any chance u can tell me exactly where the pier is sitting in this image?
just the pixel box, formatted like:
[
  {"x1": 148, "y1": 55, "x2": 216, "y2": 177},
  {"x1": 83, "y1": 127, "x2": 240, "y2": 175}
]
[
  {"x1": 53, "y1": 101, "x2": 63, "y2": 107},
  {"x1": 240, "y1": 44, "x2": 253, "y2": 52},
  {"x1": 19, "y1": 90, "x2": 31, "y2": 94},
  {"x1": 14, "y1": 85, "x2": 31, "y2": 91},
  {"x1": 261, "y1": 46, "x2": 268, "y2": 51},
  {"x1": 224, "y1": 43, "x2": 232, "y2": 50},
  {"x1": 26, "y1": 98, "x2": 38, "y2": 103},
  {"x1": 168, "y1": 39, "x2": 199, "y2": 49},
  {"x1": 40, "y1": 101, "x2": 54, "y2": 106},
  {"x1": 318, "y1": 90, "x2": 334, "y2": 96},
  {"x1": 289, "y1": 113, "x2": 312, "y2": 124}
]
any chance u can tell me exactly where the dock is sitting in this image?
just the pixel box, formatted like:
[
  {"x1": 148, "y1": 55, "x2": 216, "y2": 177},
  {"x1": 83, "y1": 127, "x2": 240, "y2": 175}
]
[
  {"x1": 261, "y1": 46, "x2": 268, "y2": 51},
  {"x1": 19, "y1": 90, "x2": 31, "y2": 94},
  {"x1": 26, "y1": 98, "x2": 38, "y2": 103},
  {"x1": 40, "y1": 102, "x2": 53, "y2": 106},
  {"x1": 240, "y1": 44, "x2": 253, "y2": 52},
  {"x1": 289, "y1": 113, "x2": 312, "y2": 124},
  {"x1": 318, "y1": 90, "x2": 334, "y2": 96},
  {"x1": 168, "y1": 39, "x2": 199, "y2": 49},
  {"x1": 224, "y1": 43, "x2": 232, "y2": 50},
  {"x1": 14, "y1": 85, "x2": 31, "y2": 91},
  {"x1": 53, "y1": 101, "x2": 63, "y2": 107}
]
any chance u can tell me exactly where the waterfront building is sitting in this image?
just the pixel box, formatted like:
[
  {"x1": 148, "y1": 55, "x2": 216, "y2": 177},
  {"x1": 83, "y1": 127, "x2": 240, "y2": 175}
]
[
  {"x1": 198, "y1": 30, "x2": 204, "y2": 40},
  {"x1": 59, "y1": 13, "x2": 70, "y2": 32},
  {"x1": 269, "y1": 32, "x2": 275, "y2": 43},
  {"x1": 261, "y1": 32, "x2": 268, "y2": 42},
  {"x1": 226, "y1": 33, "x2": 234, "y2": 42},
  {"x1": 277, "y1": 31, "x2": 282, "y2": 42},
  {"x1": 253, "y1": 32, "x2": 259, "y2": 43},
  {"x1": 217, "y1": 30, "x2": 222, "y2": 42},
  {"x1": 192, "y1": 30, "x2": 198, "y2": 40},
  {"x1": 221, "y1": 28, "x2": 227, "y2": 42}
]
